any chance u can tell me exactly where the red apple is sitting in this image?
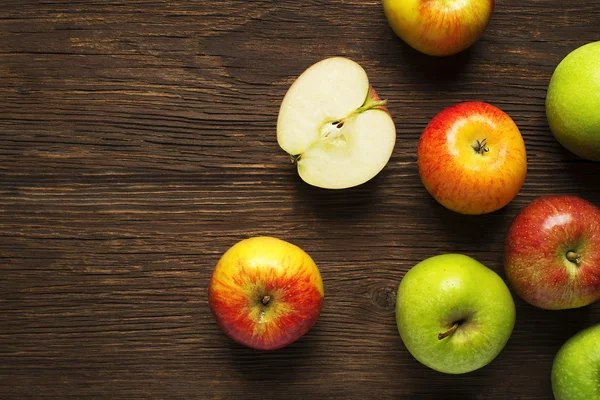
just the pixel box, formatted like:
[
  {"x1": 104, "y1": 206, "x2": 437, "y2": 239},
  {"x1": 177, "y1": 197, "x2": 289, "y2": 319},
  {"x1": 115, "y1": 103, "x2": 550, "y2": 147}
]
[
  {"x1": 417, "y1": 102, "x2": 527, "y2": 215},
  {"x1": 505, "y1": 195, "x2": 600, "y2": 310},
  {"x1": 382, "y1": 0, "x2": 495, "y2": 56},
  {"x1": 208, "y1": 236, "x2": 324, "y2": 350}
]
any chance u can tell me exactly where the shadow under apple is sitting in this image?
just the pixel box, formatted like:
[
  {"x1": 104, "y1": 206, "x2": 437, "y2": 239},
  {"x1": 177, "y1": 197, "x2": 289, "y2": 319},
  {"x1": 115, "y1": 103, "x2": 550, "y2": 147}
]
[
  {"x1": 290, "y1": 164, "x2": 388, "y2": 224},
  {"x1": 401, "y1": 42, "x2": 474, "y2": 84},
  {"x1": 423, "y1": 195, "x2": 516, "y2": 254},
  {"x1": 380, "y1": 29, "x2": 474, "y2": 87},
  {"x1": 563, "y1": 158, "x2": 600, "y2": 202},
  {"x1": 396, "y1": 348, "x2": 495, "y2": 400},
  {"x1": 224, "y1": 320, "x2": 326, "y2": 382},
  {"x1": 510, "y1": 298, "x2": 597, "y2": 350}
]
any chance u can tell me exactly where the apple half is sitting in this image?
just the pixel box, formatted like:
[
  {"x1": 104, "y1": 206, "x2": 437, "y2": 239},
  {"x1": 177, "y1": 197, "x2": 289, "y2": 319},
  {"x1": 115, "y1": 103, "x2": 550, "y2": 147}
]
[{"x1": 277, "y1": 57, "x2": 396, "y2": 189}]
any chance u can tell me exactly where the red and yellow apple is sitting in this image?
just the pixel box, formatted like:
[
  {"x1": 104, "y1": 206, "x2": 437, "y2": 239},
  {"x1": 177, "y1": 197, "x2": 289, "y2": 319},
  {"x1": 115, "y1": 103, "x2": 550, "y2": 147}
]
[
  {"x1": 382, "y1": 0, "x2": 495, "y2": 56},
  {"x1": 417, "y1": 102, "x2": 527, "y2": 215},
  {"x1": 505, "y1": 195, "x2": 600, "y2": 310},
  {"x1": 208, "y1": 236, "x2": 324, "y2": 350}
]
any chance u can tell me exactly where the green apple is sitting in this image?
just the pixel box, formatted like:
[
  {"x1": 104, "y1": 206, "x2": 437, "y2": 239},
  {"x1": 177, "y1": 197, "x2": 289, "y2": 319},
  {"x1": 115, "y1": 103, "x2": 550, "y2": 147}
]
[
  {"x1": 546, "y1": 41, "x2": 600, "y2": 160},
  {"x1": 552, "y1": 324, "x2": 600, "y2": 400},
  {"x1": 396, "y1": 254, "x2": 516, "y2": 374}
]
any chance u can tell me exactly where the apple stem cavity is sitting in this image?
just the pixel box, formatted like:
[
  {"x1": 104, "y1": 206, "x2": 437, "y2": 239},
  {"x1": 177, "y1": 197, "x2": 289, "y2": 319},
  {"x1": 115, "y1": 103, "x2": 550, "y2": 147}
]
[
  {"x1": 438, "y1": 322, "x2": 459, "y2": 340},
  {"x1": 261, "y1": 295, "x2": 271, "y2": 306},
  {"x1": 566, "y1": 251, "x2": 582, "y2": 265},
  {"x1": 472, "y1": 138, "x2": 490, "y2": 155}
]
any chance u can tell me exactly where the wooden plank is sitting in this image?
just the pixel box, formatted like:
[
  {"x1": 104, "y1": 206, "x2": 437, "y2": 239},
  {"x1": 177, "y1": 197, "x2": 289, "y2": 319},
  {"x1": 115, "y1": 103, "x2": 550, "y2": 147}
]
[{"x1": 1, "y1": 0, "x2": 599, "y2": 398}]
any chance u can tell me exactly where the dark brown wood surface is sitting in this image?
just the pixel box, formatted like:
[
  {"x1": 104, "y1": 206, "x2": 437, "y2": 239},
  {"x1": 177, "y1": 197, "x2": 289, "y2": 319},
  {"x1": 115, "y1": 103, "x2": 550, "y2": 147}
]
[{"x1": 1, "y1": 1, "x2": 600, "y2": 398}]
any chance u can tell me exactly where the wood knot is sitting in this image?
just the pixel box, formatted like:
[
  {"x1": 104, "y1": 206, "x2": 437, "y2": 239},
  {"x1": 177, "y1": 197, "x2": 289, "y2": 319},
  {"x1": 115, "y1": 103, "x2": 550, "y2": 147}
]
[{"x1": 372, "y1": 286, "x2": 396, "y2": 311}]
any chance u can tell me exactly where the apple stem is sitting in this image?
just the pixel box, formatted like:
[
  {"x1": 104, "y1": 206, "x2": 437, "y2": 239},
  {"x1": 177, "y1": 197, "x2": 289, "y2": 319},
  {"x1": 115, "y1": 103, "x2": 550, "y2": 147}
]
[
  {"x1": 331, "y1": 99, "x2": 388, "y2": 128},
  {"x1": 438, "y1": 322, "x2": 459, "y2": 340},
  {"x1": 355, "y1": 99, "x2": 388, "y2": 115},
  {"x1": 261, "y1": 295, "x2": 271, "y2": 305},
  {"x1": 472, "y1": 138, "x2": 490, "y2": 154},
  {"x1": 566, "y1": 251, "x2": 581, "y2": 264}
]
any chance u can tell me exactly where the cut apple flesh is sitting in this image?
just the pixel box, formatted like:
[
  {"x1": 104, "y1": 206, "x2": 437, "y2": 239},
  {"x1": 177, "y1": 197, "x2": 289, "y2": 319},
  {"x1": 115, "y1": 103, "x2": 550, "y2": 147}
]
[{"x1": 277, "y1": 57, "x2": 396, "y2": 189}]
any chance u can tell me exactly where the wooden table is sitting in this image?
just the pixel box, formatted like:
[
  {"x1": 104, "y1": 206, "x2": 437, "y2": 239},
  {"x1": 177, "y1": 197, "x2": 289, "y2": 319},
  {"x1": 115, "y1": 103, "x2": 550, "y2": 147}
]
[{"x1": 2, "y1": 1, "x2": 599, "y2": 398}]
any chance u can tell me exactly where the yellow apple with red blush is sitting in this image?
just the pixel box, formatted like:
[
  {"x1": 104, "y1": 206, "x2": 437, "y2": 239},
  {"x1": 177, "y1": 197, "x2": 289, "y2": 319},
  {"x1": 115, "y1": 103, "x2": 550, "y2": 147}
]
[
  {"x1": 383, "y1": 0, "x2": 495, "y2": 56},
  {"x1": 208, "y1": 236, "x2": 324, "y2": 350},
  {"x1": 417, "y1": 102, "x2": 527, "y2": 215}
]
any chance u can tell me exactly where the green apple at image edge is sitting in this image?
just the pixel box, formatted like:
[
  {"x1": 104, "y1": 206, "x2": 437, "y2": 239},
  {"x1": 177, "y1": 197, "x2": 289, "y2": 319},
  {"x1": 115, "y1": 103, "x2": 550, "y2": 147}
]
[
  {"x1": 546, "y1": 41, "x2": 600, "y2": 160},
  {"x1": 552, "y1": 324, "x2": 600, "y2": 400},
  {"x1": 396, "y1": 254, "x2": 515, "y2": 374}
]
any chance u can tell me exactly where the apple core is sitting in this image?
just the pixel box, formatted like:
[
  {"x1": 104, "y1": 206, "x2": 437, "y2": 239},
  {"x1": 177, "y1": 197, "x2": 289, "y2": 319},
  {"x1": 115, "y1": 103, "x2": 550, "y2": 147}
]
[{"x1": 314, "y1": 98, "x2": 389, "y2": 150}]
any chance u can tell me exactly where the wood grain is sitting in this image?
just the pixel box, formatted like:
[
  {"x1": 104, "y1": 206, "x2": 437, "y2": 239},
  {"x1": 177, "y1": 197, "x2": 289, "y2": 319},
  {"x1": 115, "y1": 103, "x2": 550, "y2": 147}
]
[{"x1": 1, "y1": 0, "x2": 600, "y2": 398}]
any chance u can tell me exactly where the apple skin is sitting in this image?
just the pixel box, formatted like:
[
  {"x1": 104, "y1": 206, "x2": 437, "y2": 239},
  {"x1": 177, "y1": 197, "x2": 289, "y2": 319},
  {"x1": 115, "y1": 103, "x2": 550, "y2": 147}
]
[
  {"x1": 368, "y1": 86, "x2": 390, "y2": 116},
  {"x1": 396, "y1": 254, "x2": 515, "y2": 374},
  {"x1": 552, "y1": 324, "x2": 600, "y2": 400},
  {"x1": 208, "y1": 236, "x2": 324, "y2": 350},
  {"x1": 382, "y1": 0, "x2": 495, "y2": 56},
  {"x1": 504, "y1": 195, "x2": 600, "y2": 310},
  {"x1": 546, "y1": 41, "x2": 600, "y2": 161},
  {"x1": 417, "y1": 102, "x2": 527, "y2": 215}
]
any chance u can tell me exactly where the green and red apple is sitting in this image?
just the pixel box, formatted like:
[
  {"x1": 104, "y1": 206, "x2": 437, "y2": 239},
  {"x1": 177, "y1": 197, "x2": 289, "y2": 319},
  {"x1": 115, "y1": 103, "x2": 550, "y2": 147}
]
[
  {"x1": 277, "y1": 57, "x2": 396, "y2": 189},
  {"x1": 396, "y1": 254, "x2": 515, "y2": 374},
  {"x1": 417, "y1": 102, "x2": 527, "y2": 215},
  {"x1": 382, "y1": 0, "x2": 495, "y2": 56},
  {"x1": 208, "y1": 236, "x2": 324, "y2": 350},
  {"x1": 552, "y1": 324, "x2": 600, "y2": 400},
  {"x1": 505, "y1": 195, "x2": 600, "y2": 310},
  {"x1": 546, "y1": 41, "x2": 600, "y2": 160}
]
